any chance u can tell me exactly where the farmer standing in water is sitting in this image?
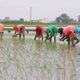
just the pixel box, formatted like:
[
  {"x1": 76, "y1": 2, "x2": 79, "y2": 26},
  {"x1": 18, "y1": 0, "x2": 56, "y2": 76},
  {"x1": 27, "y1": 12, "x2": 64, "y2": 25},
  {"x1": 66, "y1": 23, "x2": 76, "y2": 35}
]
[
  {"x1": 45, "y1": 25, "x2": 58, "y2": 42},
  {"x1": 34, "y1": 25, "x2": 44, "y2": 40}
]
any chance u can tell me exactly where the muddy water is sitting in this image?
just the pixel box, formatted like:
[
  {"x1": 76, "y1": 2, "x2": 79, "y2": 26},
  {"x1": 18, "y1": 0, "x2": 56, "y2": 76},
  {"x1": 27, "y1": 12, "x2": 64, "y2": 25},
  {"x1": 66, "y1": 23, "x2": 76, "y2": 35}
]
[{"x1": 0, "y1": 31, "x2": 79, "y2": 80}]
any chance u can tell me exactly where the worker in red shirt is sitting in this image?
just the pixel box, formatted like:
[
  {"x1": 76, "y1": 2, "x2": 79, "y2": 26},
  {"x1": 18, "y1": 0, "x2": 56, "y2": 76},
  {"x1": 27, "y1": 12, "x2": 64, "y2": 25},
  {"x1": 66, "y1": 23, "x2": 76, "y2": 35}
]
[{"x1": 34, "y1": 25, "x2": 43, "y2": 40}]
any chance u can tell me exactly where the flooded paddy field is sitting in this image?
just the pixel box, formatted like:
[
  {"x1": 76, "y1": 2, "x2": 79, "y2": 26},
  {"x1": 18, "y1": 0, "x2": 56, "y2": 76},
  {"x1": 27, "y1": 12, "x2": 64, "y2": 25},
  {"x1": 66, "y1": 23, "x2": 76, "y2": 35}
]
[{"x1": 0, "y1": 31, "x2": 80, "y2": 80}]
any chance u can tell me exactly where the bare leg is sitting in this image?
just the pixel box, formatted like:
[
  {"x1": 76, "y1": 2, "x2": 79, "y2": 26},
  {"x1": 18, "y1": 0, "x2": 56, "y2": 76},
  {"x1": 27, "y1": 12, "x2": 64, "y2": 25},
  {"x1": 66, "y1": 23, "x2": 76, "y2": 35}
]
[
  {"x1": 42, "y1": 36, "x2": 43, "y2": 41},
  {"x1": 71, "y1": 39, "x2": 74, "y2": 46},
  {"x1": 49, "y1": 34, "x2": 52, "y2": 42},
  {"x1": 34, "y1": 35, "x2": 37, "y2": 40},
  {"x1": 22, "y1": 32, "x2": 25, "y2": 39},
  {"x1": 19, "y1": 33, "x2": 21, "y2": 39},
  {"x1": 60, "y1": 34, "x2": 65, "y2": 41},
  {"x1": 45, "y1": 31, "x2": 49, "y2": 42},
  {"x1": 73, "y1": 40, "x2": 79, "y2": 46},
  {"x1": 0, "y1": 32, "x2": 3, "y2": 40},
  {"x1": 13, "y1": 32, "x2": 17, "y2": 37},
  {"x1": 49, "y1": 37, "x2": 52, "y2": 42},
  {"x1": 67, "y1": 37, "x2": 70, "y2": 45},
  {"x1": 54, "y1": 37, "x2": 56, "y2": 43},
  {"x1": 71, "y1": 37, "x2": 79, "y2": 46}
]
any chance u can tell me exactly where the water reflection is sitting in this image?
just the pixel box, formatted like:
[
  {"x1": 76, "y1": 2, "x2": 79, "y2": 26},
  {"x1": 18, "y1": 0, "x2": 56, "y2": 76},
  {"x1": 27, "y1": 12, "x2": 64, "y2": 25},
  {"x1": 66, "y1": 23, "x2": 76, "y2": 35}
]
[
  {"x1": 60, "y1": 46, "x2": 77, "y2": 80},
  {"x1": 0, "y1": 32, "x2": 79, "y2": 80}
]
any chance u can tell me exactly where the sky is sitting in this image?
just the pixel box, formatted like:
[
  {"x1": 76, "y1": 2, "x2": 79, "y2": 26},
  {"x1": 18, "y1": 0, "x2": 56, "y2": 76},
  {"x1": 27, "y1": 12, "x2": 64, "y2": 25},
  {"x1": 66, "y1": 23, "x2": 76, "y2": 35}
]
[{"x1": 0, "y1": 0, "x2": 80, "y2": 21}]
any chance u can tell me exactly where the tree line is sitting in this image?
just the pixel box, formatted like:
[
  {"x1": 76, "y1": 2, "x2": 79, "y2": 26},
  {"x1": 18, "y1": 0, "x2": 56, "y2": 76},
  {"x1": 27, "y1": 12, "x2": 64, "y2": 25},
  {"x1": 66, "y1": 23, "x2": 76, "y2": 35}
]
[{"x1": 55, "y1": 13, "x2": 80, "y2": 23}]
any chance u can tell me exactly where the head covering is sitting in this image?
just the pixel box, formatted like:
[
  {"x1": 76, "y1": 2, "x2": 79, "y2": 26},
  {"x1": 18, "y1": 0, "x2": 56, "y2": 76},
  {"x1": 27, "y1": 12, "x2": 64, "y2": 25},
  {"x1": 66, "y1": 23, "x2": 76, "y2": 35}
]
[{"x1": 58, "y1": 27, "x2": 64, "y2": 33}]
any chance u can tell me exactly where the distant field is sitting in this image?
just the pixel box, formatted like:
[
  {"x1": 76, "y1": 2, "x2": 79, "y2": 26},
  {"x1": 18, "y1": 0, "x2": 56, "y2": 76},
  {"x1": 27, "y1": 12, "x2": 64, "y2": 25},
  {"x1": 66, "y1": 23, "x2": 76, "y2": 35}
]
[{"x1": 2, "y1": 21, "x2": 80, "y2": 27}]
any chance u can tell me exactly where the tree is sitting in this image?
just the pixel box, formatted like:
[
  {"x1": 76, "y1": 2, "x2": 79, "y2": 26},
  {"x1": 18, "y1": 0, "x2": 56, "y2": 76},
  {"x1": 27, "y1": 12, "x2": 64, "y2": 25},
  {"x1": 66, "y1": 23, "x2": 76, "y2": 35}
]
[
  {"x1": 19, "y1": 18, "x2": 24, "y2": 22},
  {"x1": 56, "y1": 17, "x2": 61, "y2": 23},
  {"x1": 60, "y1": 13, "x2": 70, "y2": 23},
  {"x1": 69, "y1": 18, "x2": 76, "y2": 23},
  {"x1": 4, "y1": 17, "x2": 10, "y2": 21}
]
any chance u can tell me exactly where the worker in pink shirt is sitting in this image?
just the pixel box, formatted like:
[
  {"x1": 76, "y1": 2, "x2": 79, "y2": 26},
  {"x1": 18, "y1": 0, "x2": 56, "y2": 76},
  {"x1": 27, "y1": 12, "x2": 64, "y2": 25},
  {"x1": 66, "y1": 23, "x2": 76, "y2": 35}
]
[
  {"x1": 59, "y1": 25, "x2": 75, "y2": 45},
  {"x1": 19, "y1": 24, "x2": 25, "y2": 39}
]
